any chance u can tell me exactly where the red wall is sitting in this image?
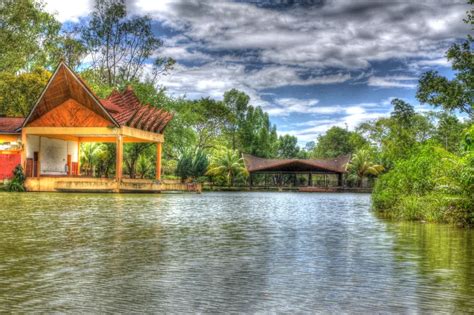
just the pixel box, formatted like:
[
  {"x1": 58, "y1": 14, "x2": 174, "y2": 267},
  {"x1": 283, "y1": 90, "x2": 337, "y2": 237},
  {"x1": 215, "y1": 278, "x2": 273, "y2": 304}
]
[{"x1": 0, "y1": 153, "x2": 21, "y2": 180}]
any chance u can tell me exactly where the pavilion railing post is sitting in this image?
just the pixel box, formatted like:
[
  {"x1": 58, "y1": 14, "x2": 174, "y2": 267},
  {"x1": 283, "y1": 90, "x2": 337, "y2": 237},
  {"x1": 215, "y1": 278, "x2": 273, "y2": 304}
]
[
  {"x1": 155, "y1": 142, "x2": 162, "y2": 181},
  {"x1": 116, "y1": 135, "x2": 123, "y2": 182}
]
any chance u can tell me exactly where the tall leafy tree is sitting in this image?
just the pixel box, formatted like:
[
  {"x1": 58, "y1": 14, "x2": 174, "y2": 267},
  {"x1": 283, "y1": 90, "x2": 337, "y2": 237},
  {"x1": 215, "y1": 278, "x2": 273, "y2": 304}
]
[
  {"x1": 312, "y1": 126, "x2": 366, "y2": 158},
  {"x1": 277, "y1": 134, "x2": 300, "y2": 158},
  {"x1": 223, "y1": 89, "x2": 250, "y2": 150},
  {"x1": 416, "y1": 1, "x2": 473, "y2": 117},
  {"x1": 81, "y1": 0, "x2": 174, "y2": 86},
  {"x1": 0, "y1": 68, "x2": 51, "y2": 116},
  {"x1": 0, "y1": 0, "x2": 84, "y2": 72}
]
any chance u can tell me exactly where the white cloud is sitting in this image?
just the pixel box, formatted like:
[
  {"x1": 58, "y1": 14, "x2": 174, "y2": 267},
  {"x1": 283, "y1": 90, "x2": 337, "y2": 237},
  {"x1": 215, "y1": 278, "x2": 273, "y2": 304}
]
[
  {"x1": 132, "y1": 0, "x2": 469, "y2": 70},
  {"x1": 44, "y1": 0, "x2": 92, "y2": 22},
  {"x1": 157, "y1": 62, "x2": 350, "y2": 108},
  {"x1": 367, "y1": 75, "x2": 418, "y2": 88}
]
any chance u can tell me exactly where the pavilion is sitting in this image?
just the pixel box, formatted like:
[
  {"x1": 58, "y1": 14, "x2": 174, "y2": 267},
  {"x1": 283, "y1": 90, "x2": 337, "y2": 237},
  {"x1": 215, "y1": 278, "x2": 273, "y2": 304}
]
[
  {"x1": 243, "y1": 154, "x2": 350, "y2": 191},
  {"x1": 0, "y1": 61, "x2": 197, "y2": 192}
]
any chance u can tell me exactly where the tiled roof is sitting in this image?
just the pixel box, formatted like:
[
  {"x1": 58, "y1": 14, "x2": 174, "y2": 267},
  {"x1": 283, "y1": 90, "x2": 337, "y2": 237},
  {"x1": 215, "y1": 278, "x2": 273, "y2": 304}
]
[
  {"x1": 0, "y1": 117, "x2": 24, "y2": 134},
  {"x1": 100, "y1": 87, "x2": 173, "y2": 133},
  {"x1": 243, "y1": 154, "x2": 350, "y2": 174}
]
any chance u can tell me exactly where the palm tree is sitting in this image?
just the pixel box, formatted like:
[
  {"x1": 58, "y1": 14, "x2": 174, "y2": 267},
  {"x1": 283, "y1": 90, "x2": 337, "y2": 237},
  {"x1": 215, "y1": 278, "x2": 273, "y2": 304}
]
[
  {"x1": 348, "y1": 149, "x2": 384, "y2": 187},
  {"x1": 206, "y1": 148, "x2": 248, "y2": 186},
  {"x1": 80, "y1": 143, "x2": 103, "y2": 176}
]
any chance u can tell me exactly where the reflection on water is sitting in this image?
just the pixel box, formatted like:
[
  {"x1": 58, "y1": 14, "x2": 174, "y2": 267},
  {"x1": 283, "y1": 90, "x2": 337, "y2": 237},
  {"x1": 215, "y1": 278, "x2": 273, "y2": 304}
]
[{"x1": 0, "y1": 192, "x2": 473, "y2": 313}]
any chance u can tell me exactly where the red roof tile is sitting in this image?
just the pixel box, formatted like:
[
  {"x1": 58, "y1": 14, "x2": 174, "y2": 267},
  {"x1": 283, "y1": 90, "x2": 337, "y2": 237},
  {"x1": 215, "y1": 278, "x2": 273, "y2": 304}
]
[
  {"x1": 100, "y1": 88, "x2": 172, "y2": 133},
  {"x1": 0, "y1": 117, "x2": 24, "y2": 134}
]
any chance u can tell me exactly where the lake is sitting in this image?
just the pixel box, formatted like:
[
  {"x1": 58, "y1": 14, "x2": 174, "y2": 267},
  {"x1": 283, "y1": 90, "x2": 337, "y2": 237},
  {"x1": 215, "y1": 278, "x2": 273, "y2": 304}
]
[{"x1": 0, "y1": 192, "x2": 473, "y2": 313}]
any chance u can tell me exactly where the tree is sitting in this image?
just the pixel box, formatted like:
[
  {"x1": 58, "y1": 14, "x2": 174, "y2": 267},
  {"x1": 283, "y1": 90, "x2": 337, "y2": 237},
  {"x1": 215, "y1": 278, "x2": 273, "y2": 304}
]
[
  {"x1": 312, "y1": 126, "x2": 366, "y2": 158},
  {"x1": 124, "y1": 143, "x2": 152, "y2": 179},
  {"x1": 223, "y1": 89, "x2": 249, "y2": 150},
  {"x1": 192, "y1": 150, "x2": 209, "y2": 178},
  {"x1": 80, "y1": 143, "x2": 103, "y2": 176},
  {"x1": 0, "y1": 0, "x2": 61, "y2": 72},
  {"x1": 175, "y1": 150, "x2": 209, "y2": 181},
  {"x1": 238, "y1": 106, "x2": 278, "y2": 158},
  {"x1": 348, "y1": 149, "x2": 384, "y2": 187},
  {"x1": 80, "y1": 0, "x2": 174, "y2": 86},
  {"x1": 206, "y1": 148, "x2": 248, "y2": 186},
  {"x1": 416, "y1": 1, "x2": 473, "y2": 117},
  {"x1": 277, "y1": 134, "x2": 300, "y2": 158},
  {"x1": 0, "y1": 0, "x2": 84, "y2": 72},
  {"x1": 430, "y1": 111, "x2": 466, "y2": 153},
  {"x1": 0, "y1": 68, "x2": 50, "y2": 116},
  {"x1": 176, "y1": 152, "x2": 193, "y2": 181},
  {"x1": 391, "y1": 99, "x2": 415, "y2": 126},
  {"x1": 136, "y1": 153, "x2": 153, "y2": 179}
]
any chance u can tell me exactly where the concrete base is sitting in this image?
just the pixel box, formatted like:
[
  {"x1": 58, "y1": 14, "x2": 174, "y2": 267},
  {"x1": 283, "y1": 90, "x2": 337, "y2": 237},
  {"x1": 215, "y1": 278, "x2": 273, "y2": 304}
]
[{"x1": 25, "y1": 177, "x2": 201, "y2": 193}]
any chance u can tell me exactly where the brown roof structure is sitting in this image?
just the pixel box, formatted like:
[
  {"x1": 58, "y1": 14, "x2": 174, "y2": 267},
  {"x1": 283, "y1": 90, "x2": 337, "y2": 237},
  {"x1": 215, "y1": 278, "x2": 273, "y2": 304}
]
[
  {"x1": 0, "y1": 117, "x2": 24, "y2": 134},
  {"x1": 243, "y1": 154, "x2": 350, "y2": 174},
  {"x1": 18, "y1": 62, "x2": 172, "y2": 133}
]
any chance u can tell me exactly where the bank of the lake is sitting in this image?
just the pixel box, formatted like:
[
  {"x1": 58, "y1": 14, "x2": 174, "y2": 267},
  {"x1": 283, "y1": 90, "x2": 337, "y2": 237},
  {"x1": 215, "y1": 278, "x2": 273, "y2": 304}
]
[
  {"x1": 372, "y1": 146, "x2": 474, "y2": 227},
  {"x1": 1, "y1": 192, "x2": 473, "y2": 313}
]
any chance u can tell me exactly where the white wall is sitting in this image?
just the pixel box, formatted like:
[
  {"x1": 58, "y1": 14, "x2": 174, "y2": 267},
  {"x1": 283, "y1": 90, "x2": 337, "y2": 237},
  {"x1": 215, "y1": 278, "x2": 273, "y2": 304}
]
[{"x1": 26, "y1": 136, "x2": 78, "y2": 175}]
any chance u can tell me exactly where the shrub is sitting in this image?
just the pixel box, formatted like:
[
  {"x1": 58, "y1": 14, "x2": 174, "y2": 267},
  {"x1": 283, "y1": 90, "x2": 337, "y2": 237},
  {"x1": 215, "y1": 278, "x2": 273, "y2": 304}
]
[
  {"x1": 8, "y1": 165, "x2": 26, "y2": 192},
  {"x1": 372, "y1": 145, "x2": 474, "y2": 226}
]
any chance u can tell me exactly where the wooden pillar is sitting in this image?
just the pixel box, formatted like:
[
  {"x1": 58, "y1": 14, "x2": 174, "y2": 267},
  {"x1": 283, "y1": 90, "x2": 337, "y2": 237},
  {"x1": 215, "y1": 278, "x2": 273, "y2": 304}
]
[
  {"x1": 77, "y1": 139, "x2": 81, "y2": 176},
  {"x1": 155, "y1": 142, "x2": 162, "y2": 180},
  {"x1": 37, "y1": 136, "x2": 41, "y2": 177},
  {"x1": 338, "y1": 173, "x2": 343, "y2": 187},
  {"x1": 21, "y1": 131, "x2": 27, "y2": 172},
  {"x1": 249, "y1": 173, "x2": 253, "y2": 189},
  {"x1": 308, "y1": 173, "x2": 312, "y2": 186},
  {"x1": 116, "y1": 135, "x2": 123, "y2": 181}
]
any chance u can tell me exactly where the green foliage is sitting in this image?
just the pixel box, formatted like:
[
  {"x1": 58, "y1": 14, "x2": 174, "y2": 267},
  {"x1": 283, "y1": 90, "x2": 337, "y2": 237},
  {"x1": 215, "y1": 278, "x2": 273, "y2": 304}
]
[
  {"x1": 373, "y1": 145, "x2": 474, "y2": 226},
  {"x1": 175, "y1": 150, "x2": 209, "y2": 181},
  {"x1": 80, "y1": 0, "x2": 174, "y2": 86},
  {"x1": 223, "y1": 89, "x2": 250, "y2": 150},
  {"x1": 348, "y1": 149, "x2": 384, "y2": 187},
  {"x1": 176, "y1": 152, "x2": 193, "y2": 181},
  {"x1": 312, "y1": 126, "x2": 366, "y2": 158},
  {"x1": 136, "y1": 153, "x2": 153, "y2": 179},
  {"x1": 206, "y1": 147, "x2": 248, "y2": 186},
  {"x1": 7, "y1": 165, "x2": 26, "y2": 192},
  {"x1": 463, "y1": 124, "x2": 474, "y2": 151},
  {"x1": 0, "y1": 0, "x2": 84, "y2": 72},
  {"x1": 0, "y1": 67, "x2": 51, "y2": 116},
  {"x1": 277, "y1": 134, "x2": 300, "y2": 158},
  {"x1": 192, "y1": 151, "x2": 210, "y2": 178},
  {"x1": 416, "y1": 3, "x2": 473, "y2": 117},
  {"x1": 124, "y1": 143, "x2": 153, "y2": 179}
]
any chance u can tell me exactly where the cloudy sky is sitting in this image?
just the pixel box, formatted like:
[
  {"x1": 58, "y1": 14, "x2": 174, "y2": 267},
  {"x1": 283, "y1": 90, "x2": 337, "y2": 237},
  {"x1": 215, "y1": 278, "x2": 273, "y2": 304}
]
[{"x1": 45, "y1": 0, "x2": 470, "y2": 144}]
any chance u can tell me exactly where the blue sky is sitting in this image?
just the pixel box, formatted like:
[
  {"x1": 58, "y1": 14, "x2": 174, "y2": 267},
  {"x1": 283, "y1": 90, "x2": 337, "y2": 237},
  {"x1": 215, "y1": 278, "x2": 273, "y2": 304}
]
[{"x1": 45, "y1": 0, "x2": 470, "y2": 144}]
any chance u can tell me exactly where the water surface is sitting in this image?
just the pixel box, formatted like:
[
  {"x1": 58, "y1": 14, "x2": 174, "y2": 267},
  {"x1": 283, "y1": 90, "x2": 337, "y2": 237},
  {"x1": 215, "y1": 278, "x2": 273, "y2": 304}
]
[{"x1": 0, "y1": 192, "x2": 473, "y2": 313}]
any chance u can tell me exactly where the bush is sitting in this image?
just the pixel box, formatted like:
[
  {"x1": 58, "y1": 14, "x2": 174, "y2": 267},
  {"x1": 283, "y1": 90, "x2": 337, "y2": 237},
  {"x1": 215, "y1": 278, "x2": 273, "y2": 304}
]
[
  {"x1": 8, "y1": 165, "x2": 26, "y2": 192},
  {"x1": 372, "y1": 145, "x2": 474, "y2": 226}
]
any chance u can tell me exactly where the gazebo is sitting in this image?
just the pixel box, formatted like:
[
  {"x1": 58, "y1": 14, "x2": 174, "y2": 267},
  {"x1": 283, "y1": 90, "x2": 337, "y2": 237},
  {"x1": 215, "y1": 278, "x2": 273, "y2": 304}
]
[
  {"x1": 0, "y1": 61, "x2": 199, "y2": 192},
  {"x1": 243, "y1": 154, "x2": 350, "y2": 191}
]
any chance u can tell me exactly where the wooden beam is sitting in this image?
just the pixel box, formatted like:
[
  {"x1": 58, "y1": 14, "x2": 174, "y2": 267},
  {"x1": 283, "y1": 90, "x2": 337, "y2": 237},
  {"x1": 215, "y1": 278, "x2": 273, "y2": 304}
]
[
  {"x1": 155, "y1": 142, "x2": 162, "y2": 180},
  {"x1": 121, "y1": 126, "x2": 164, "y2": 143},
  {"x1": 79, "y1": 136, "x2": 152, "y2": 143},
  {"x1": 23, "y1": 127, "x2": 119, "y2": 136},
  {"x1": 23, "y1": 126, "x2": 163, "y2": 143},
  {"x1": 116, "y1": 135, "x2": 123, "y2": 181}
]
